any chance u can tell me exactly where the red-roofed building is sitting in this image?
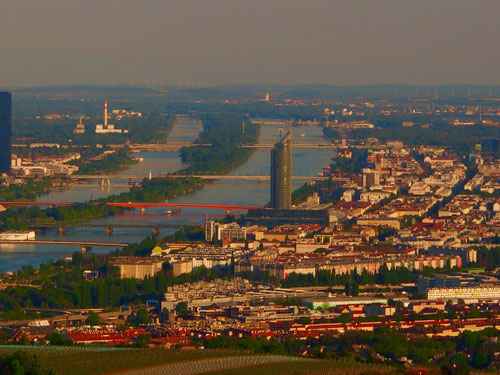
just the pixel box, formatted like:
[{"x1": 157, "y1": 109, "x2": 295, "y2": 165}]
[{"x1": 67, "y1": 328, "x2": 147, "y2": 345}]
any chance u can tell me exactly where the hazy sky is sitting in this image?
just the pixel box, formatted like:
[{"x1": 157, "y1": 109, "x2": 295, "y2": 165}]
[{"x1": 1, "y1": 0, "x2": 499, "y2": 87}]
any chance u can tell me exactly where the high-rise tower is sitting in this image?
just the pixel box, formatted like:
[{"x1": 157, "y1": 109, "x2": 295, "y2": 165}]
[
  {"x1": 0, "y1": 92, "x2": 12, "y2": 173},
  {"x1": 270, "y1": 131, "x2": 292, "y2": 209}
]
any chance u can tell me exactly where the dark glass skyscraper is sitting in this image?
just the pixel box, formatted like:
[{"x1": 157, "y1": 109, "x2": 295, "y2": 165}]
[
  {"x1": 0, "y1": 92, "x2": 12, "y2": 173},
  {"x1": 270, "y1": 131, "x2": 292, "y2": 209}
]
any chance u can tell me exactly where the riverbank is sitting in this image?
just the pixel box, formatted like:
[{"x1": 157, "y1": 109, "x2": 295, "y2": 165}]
[
  {"x1": 0, "y1": 204, "x2": 122, "y2": 231},
  {"x1": 0, "y1": 177, "x2": 54, "y2": 202}
]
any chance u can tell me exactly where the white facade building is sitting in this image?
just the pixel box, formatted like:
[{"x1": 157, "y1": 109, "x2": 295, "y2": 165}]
[
  {"x1": 427, "y1": 284, "x2": 500, "y2": 301},
  {"x1": 95, "y1": 101, "x2": 127, "y2": 134}
]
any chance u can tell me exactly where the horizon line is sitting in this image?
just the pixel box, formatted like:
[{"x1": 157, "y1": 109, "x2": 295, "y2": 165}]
[{"x1": 3, "y1": 82, "x2": 500, "y2": 91}]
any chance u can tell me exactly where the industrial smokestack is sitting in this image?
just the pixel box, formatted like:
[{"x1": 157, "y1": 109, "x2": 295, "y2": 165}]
[{"x1": 104, "y1": 100, "x2": 108, "y2": 127}]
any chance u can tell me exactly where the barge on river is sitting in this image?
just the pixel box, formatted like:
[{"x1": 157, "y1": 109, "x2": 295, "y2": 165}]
[{"x1": 0, "y1": 231, "x2": 36, "y2": 241}]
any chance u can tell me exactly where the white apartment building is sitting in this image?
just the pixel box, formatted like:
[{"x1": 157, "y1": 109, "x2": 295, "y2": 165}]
[{"x1": 427, "y1": 284, "x2": 500, "y2": 301}]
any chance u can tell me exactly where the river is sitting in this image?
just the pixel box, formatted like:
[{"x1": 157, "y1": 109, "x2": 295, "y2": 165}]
[{"x1": 0, "y1": 119, "x2": 335, "y2": 272}]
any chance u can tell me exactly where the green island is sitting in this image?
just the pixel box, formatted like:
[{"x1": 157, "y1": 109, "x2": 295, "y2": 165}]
[
  {"x1": 104, "y1": 176, "x2": 204, "y2": 203},
  {"x1": 179, "y1": 113, "x2": 260, "y2": 175},
  {"x1": 72, "y1": 146, "x2": 138, "y2": 175}
]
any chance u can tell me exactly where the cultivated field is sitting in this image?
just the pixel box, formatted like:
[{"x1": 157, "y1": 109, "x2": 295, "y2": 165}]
[
  {"x1": 0, "y1": 346, "x2": 248, "y2": 375},
  {"x1": 0, "y1": 346, "x2": 448, "y2": 375},
  {"x1": 201, "y1": 359, "x2": 402, "y2": 375}
]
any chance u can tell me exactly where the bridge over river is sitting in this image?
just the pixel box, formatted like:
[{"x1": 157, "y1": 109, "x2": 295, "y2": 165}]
[
  {"x1": 68, "y1": 174, "x2": 349, "y2": 182},
  {"x1": 0, "y1": 202, "x2": 262, "y2": 211},
  {"x1": 117, "y1": 140, "x2": 339, "y2": 152},
  {"x1": 26, "y1": 222, "x2": 199, "y2": 230},
  {"x1": 0, "y1": 239, "x2": 129, "y2": 247}
]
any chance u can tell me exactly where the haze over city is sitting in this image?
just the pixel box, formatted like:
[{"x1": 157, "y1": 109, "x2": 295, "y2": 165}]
[{"x1": 1, "y1": 0, "x2": 500, "y2": 87}]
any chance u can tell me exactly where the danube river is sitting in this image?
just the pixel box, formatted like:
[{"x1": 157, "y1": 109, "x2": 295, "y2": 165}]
[{"x1": 0, "y1": 119, "x2": 336, "y2": 272}]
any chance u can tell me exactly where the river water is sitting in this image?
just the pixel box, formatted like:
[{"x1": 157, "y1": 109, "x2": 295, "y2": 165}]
[{"x1": 0, "y1": 119, "x2": 335, "y2": 272}]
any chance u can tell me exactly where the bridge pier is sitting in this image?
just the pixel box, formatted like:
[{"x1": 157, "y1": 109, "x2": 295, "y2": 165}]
[
  {"x1": 105, "y1": 226, "x2": 113, "y2": 235},
  {"x1": 99, "y1": 179, "x2": 111, "y2": 188}
]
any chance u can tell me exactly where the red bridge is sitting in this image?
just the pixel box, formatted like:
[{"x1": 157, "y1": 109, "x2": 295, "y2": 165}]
[
  {"x1": 107, "y1": 202, "x2": 261, "y2": 210},
  {"x1": 0, "y1": 201, "x2": 262, "y2": 211}
]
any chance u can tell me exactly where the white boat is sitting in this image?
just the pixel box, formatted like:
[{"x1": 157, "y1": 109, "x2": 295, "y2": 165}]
[
  {"x1": 165, "y1": 209, "x2": 180, "y2": 215},
  {"x1": 0, "y1": 231, "x2": 36, "y2": 241}
]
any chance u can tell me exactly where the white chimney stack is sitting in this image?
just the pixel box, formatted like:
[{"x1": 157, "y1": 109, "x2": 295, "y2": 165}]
[{"x1": 104, "y1": 100, "x2": 108, "y2": 127}]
